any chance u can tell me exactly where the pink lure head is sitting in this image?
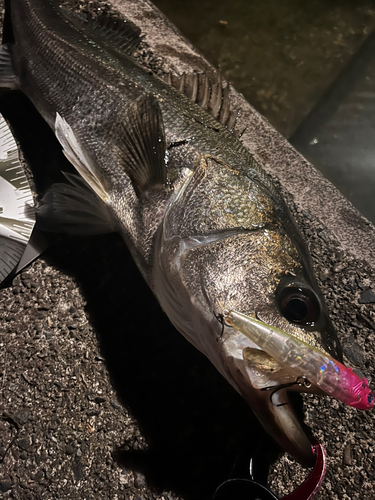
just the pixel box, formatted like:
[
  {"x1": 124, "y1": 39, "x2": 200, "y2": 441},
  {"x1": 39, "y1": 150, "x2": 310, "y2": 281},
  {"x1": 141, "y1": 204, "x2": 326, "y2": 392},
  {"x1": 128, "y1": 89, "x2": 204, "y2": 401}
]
[{"x1": 344, "y1": 368, "x2": 374, "y2": 410}]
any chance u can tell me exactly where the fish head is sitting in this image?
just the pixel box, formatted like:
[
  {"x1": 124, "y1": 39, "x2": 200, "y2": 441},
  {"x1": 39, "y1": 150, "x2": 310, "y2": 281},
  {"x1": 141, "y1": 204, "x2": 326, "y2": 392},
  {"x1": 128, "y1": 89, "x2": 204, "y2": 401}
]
[{"x1": 153, "y1": 157, "x2": 342, "y2": 466}]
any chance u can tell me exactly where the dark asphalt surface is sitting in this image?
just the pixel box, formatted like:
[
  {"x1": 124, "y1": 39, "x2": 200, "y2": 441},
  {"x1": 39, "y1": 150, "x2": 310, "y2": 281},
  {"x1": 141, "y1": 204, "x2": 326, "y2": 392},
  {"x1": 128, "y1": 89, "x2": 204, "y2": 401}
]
[{"x1": 1, "y1": 1, "x2": 375, "y2": 499}]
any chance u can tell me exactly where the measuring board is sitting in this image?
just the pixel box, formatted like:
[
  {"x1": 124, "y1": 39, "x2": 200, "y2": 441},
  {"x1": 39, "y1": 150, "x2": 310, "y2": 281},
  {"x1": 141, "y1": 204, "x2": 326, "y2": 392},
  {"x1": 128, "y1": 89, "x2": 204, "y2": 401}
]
[{"x1": 0, "y1": 113, "x2": 36, "y2": 284}]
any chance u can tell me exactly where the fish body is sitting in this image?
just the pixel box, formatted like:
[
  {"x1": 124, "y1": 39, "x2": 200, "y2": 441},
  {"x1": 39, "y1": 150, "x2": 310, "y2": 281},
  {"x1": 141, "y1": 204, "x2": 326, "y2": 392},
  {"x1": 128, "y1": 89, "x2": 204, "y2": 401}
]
[{"x1": 1, "y1": 0, "x2": 363, "y2": 466}]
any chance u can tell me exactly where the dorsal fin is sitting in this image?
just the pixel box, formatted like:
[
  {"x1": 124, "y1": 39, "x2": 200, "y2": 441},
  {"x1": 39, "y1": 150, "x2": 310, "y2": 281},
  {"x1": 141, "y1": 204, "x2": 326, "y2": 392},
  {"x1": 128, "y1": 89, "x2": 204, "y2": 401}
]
[
  {"x1": 163, "y1": 72, "x2": 238, "y2": 132},
  {"x1": 59, "y1": 7, "x2": 143, "y2": 57}
]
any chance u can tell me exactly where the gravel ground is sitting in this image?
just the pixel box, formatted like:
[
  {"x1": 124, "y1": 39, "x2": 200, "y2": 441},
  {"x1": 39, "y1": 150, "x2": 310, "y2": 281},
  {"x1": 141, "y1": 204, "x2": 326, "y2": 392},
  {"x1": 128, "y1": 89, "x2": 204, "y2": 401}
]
[{"x1": 0, "y1": 1, "x2": 374, "y2": 499}]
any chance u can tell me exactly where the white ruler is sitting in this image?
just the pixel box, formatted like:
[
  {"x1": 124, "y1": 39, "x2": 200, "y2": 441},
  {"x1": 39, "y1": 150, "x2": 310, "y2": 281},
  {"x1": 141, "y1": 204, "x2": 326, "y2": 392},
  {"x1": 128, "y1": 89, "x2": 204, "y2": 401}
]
[{"x1": 0, "y1": 114, "x2": 36, "y2": 283}]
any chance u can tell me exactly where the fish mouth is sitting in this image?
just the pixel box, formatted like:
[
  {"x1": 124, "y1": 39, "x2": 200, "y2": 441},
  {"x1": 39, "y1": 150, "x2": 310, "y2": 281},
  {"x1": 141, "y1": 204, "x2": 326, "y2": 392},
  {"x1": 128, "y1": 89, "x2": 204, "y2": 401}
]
[
  {"x1": 221, "y1": 310, "x2": 331, "y2": 467},
  {"x1": 222, "y1": 309, "x2": 373, "y2": 465},
  {"x1": 238, "y1": 370, "x2": 317, "y2": 467}
]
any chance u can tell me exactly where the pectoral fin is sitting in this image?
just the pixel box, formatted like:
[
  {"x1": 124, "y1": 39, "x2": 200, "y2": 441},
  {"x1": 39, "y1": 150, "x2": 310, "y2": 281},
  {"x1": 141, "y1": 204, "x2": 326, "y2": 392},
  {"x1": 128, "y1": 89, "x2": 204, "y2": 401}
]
[
  {"x1": 55, "y1": 93, "x2": 166, "y2": 204},
  {"x1": 108, "y1": 94, "x2": 167, "y2": 194}
]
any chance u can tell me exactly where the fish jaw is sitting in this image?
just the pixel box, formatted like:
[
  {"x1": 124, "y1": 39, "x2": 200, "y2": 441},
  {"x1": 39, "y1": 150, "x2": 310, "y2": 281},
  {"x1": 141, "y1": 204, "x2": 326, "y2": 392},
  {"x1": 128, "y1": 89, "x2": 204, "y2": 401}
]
[
  {"x1": 237, "y1": 382, "x2": 316, "y2": 467},
  {"x1": 222, "y1": 330, "x2": 317, "y2": 467}
]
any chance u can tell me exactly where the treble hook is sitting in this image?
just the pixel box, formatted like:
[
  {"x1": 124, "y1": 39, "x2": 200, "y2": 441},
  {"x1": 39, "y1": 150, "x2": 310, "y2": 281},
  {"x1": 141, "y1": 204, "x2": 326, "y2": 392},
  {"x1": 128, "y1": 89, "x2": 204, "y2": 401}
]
[{"x1": 214, "y1": 311, "x2": 229, "y2": 341}]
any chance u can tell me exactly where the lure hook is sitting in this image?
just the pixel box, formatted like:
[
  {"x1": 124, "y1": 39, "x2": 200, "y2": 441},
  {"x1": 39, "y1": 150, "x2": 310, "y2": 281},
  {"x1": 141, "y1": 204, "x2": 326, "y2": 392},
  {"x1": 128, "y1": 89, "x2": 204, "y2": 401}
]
[{"x1": 261, "y1": 375, "x2": 312, "y2": 407}]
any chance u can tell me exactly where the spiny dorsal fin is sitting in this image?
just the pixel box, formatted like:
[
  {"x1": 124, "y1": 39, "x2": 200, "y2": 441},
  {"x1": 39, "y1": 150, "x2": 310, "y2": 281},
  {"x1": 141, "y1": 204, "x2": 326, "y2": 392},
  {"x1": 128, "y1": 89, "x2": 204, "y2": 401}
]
[
  {"x1": 60, "y1": 7, "x2": 143, "y2": 57},
  {"x1": 110, "y1": 94, "x2": 167, "y2": 193},
  {"x1": 163, "y1": 72, "x2": 238, "y2": 131}
]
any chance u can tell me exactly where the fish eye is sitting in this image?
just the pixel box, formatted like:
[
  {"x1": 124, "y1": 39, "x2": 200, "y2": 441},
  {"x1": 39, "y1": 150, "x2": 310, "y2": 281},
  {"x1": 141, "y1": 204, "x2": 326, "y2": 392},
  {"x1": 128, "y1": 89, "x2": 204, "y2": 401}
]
[
  {"x1": 276, "y1": 283, "x2": 321, "y2": 327},
  {"x1": 368, "y1": 392, "x2": 374, "y2": 406}
]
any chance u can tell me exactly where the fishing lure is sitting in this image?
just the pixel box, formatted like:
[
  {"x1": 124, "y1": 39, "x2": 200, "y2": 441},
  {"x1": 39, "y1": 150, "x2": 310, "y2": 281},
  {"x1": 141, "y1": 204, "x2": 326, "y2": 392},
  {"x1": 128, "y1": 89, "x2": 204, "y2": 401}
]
[{"x1": 225, "y1": 310, "x2": 374, "y2": 410}]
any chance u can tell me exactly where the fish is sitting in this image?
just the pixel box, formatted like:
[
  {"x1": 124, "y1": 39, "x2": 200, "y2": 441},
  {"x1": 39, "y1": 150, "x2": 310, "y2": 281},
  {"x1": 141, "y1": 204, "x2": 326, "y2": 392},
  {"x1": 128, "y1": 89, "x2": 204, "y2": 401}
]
[{"x1": 1, "y1": 0, "x2": 371, "y2": 467}]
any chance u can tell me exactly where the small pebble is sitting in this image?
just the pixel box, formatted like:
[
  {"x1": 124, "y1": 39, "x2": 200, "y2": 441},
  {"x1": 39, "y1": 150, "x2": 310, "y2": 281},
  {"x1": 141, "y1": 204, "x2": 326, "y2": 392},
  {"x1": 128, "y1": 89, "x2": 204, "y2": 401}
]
[
  {"x1": 343, "y1": 442, "x2": 352, "y2": 466},
  {"x1": 358, "y1": 288, "x2": 375, "y2": 304},
  {"x1": 95, "y1": 396, "x2": 106, "y2": 404},
  {"x1": 66, "y1": 444, "x2": 76, "y2": 455}
]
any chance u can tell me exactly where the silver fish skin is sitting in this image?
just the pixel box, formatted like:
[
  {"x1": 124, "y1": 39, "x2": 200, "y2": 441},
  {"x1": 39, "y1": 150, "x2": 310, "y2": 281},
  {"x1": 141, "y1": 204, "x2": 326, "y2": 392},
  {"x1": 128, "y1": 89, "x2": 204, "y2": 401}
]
[{"x1": 2, "y1": 0, "x2": 343, "y2": 465}]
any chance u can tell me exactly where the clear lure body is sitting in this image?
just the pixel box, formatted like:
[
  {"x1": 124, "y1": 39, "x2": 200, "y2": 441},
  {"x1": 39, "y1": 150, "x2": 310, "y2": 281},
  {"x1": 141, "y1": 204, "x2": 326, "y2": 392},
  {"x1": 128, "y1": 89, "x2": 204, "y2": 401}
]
[{"x1": 226, "y1": 311, "x2": 374, "y2": 410}]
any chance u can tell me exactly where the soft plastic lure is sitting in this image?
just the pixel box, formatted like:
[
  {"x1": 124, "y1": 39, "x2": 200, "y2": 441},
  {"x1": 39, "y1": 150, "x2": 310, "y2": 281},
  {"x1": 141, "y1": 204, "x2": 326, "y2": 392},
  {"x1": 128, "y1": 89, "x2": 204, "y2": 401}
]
[{"x1": 225, "y1": 310, "x2": 374, "y2": 410}]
